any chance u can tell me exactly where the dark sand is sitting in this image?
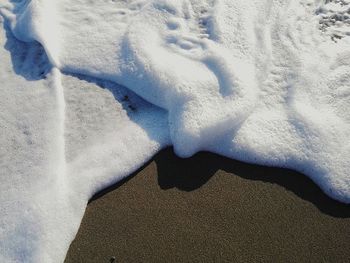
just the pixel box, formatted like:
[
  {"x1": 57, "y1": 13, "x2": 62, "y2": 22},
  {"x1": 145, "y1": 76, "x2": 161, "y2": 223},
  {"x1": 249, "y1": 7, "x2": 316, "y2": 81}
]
[{"x1": 65, "y1": 148, "x2": 350, "y2": 263}]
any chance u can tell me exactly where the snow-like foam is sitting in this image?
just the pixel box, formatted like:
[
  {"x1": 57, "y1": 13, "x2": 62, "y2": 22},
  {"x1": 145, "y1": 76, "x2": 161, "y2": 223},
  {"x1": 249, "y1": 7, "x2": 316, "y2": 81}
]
[
  {"x1": 3, "y1": 0, "x2": 259, "y2": 157},
  {"x1": 0, "y1": 16, "x2": 169, "y2": 262},
  {"x1": 1, "y1": 0, "x2": 350, "y2": 262}
]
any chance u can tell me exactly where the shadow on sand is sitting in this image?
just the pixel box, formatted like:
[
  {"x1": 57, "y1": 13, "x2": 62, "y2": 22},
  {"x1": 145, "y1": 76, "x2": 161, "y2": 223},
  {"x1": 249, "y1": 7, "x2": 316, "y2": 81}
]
[{"x1": 91, "y1": 147, "x2": 350, "y2": 218}]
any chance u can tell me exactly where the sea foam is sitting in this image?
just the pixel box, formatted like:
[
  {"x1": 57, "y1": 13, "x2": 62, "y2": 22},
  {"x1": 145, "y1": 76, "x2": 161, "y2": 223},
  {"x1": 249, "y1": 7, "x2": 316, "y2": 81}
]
[{"x1": 1, "y1": 0, "x2": 350, "y2": 262}]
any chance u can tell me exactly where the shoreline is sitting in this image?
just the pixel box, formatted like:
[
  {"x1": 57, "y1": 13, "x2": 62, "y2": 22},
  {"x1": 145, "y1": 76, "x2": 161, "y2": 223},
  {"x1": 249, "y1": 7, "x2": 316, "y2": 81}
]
[{"x1": 65, "y1": 147, "x2": 350, "y2": 262}]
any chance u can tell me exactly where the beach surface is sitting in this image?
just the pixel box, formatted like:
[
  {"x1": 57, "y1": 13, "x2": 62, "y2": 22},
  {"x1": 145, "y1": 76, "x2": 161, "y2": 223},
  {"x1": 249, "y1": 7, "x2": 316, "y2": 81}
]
[{"x1": 65, "y1": 148, "x2": 350, "y2": 262}]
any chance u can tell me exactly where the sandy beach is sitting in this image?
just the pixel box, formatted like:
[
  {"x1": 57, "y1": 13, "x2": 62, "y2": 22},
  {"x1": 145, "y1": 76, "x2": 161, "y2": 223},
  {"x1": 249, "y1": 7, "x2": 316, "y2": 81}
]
[
  {"x1": 64, "y1": 148, "x2": 350, "y2": 262},
  {"x1": 2, "y1": 0, "x2": 350, "y2": 261}
]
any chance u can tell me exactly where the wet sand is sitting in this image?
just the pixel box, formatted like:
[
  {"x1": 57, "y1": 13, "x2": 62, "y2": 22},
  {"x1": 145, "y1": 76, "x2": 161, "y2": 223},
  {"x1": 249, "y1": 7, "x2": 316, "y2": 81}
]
[{"x1": 65, "y1": 147, "x2": 350, "y2": 263}]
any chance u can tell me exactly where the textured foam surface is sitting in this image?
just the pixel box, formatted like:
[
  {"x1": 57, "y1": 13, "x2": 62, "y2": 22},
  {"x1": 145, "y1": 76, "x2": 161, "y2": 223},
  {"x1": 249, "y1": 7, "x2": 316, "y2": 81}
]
[{"x1": 1, "y1": 0, "x2": 350, "y2": 262}]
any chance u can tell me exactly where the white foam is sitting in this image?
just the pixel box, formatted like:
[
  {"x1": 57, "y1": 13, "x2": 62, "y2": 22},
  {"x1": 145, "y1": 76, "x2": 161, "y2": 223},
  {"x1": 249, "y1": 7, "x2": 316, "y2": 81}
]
[
  {"x1": 0, "y1": 16, "x2": 169, "y2": 262},
  {"x1": 1, "y1": 0, "x2": 350, "y2": 262}
]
